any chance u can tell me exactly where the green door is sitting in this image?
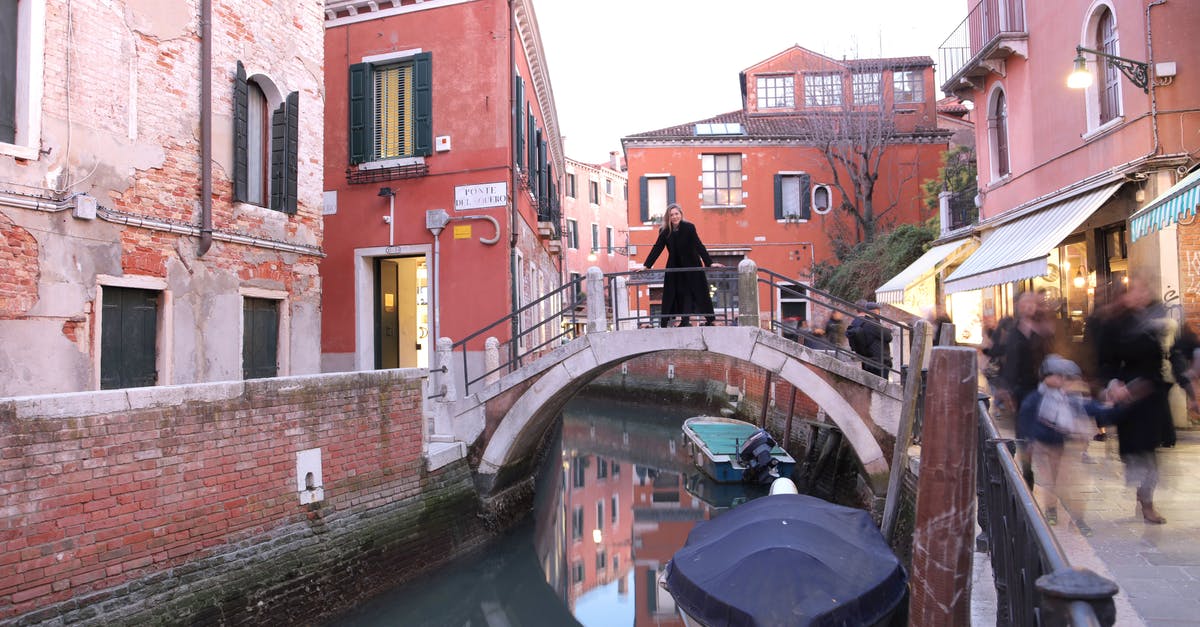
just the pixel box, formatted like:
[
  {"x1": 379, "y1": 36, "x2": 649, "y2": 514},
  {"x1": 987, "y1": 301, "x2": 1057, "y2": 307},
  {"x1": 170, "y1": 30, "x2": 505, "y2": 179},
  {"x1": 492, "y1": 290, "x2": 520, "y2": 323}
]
[
  {"x1": 243, "y1": 297, "x2": 279, "y2": 379},
  {"x1": 100, "y1": 287, "x2": 158, "y2": 389}
]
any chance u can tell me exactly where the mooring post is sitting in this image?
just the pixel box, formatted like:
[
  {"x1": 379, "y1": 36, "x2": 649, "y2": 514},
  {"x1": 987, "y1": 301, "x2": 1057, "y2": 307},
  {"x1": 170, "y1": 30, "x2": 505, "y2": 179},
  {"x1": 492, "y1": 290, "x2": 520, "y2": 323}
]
[
  {"x1": 881, "y1": 318, "x2": 929, "y2": 538},
  {"x1": 909, "y1": 346, "x2": 978, "y2": 627},
  {"x1": 736, "y1": 258, "x2": 759, "y2": 328}
]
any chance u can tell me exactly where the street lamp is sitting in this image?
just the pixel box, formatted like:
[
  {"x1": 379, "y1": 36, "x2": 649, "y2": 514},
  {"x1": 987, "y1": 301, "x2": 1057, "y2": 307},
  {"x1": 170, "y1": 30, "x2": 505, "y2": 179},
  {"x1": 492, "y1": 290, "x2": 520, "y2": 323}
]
[{"x1": 1067, "y1": 45, "x2": 1149, "y2": 93}]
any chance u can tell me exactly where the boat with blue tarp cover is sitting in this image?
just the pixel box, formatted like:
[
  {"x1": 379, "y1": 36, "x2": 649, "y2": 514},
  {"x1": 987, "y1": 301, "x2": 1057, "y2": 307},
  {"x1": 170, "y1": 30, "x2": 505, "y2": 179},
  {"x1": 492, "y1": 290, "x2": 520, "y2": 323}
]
[
  {"x1": 660, "y1": 479, "x2": 908, "y2": 627},
  {"x1": 682, "y1": 416, "x2": 796, "y2": 484}
]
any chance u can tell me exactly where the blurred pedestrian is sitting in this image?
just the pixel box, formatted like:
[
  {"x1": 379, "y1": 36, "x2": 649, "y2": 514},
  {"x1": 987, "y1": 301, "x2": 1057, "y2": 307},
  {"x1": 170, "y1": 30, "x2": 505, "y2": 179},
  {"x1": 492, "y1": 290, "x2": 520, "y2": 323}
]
[
  {"x1": 824, "y1": 310, "x2": 847, "y2": 349},
  {"x1": 846, "y1": 303, "x2": 893, "y2": 378},
  {"x1": 1093, "y1": 276, "x2": 1175, "y2": 524},
  {"x1": 1017, "y1": 355, "x2": 1113, "y2": 534},
  {"x1": 999, "y1": 291, "x2": 1051, "y2": 487}
]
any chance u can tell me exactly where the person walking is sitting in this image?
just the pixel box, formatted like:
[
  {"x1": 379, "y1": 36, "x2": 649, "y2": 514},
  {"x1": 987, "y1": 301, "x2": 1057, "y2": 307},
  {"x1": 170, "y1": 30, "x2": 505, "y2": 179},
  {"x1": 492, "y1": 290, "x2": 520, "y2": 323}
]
[
  {"x1": 846, "y1": 303, "x2": 893, "y2": 378},
  {"x1": 1093, "y1": 277, "x2": 1176, "y2": 524},
  {"x1": 640, "y1": 203, "x2": 722, "y2": 327},
  {"x1": 998, "y1": 291, "x2": 1050, "y2": 487}
]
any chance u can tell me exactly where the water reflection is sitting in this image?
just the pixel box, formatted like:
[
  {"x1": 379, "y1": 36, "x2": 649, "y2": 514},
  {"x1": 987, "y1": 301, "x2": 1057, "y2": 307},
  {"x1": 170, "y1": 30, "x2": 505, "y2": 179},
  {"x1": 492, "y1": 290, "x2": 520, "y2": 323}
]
[{"x1": 329, "y1": 395, "x2": 756, "y2": 627}]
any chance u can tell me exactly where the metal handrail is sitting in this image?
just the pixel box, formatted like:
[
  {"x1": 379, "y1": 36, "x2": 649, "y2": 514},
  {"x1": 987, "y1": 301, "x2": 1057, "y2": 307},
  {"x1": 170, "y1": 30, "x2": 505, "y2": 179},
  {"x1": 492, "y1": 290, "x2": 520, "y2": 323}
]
[
  {"x1": 612, "y1": 266, "x2": 739, "y2": 329},
  {"x1": 976, "y1": 399, "x2": 1113, "y2": 625},
  {"x1": 756, "y1": 268, "x2": 913, "y2": 377}
]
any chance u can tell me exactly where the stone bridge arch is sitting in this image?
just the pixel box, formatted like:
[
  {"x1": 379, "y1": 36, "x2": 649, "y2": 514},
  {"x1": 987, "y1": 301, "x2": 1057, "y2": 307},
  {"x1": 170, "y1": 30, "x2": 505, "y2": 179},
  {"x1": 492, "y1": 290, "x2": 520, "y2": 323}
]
[{"x1": 438, "y1": 326, "x2": 905, "y2": 498}]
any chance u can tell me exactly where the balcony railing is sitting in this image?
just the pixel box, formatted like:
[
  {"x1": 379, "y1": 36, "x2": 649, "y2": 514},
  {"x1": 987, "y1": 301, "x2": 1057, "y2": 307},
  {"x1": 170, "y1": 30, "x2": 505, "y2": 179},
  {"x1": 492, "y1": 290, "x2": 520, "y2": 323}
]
[{"x1": 939, "y1": 0, "x2": 1027, "y2": 89}]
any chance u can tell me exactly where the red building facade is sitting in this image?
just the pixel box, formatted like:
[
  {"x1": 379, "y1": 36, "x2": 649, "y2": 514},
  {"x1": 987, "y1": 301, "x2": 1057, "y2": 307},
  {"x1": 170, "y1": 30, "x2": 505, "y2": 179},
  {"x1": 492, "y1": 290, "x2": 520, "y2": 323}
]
[
  {"x1": 622, "y1": 46, "x2": 950, "y2": 327},
  {"x1": 321, "y1": 0, "x2": 563, "y2": 374}
]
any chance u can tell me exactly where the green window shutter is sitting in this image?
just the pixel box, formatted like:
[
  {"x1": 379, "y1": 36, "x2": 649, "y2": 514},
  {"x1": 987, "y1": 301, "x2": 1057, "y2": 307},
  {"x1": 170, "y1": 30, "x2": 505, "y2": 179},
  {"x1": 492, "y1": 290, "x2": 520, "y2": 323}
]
[
  {"x1": 639, "y1": 176, "x2": 649, "y2": 222},
  {"x1": 800, "y1": 173, "x2": 812, "y2": 220},
  {"x1": 773, "y1": 174, "x2": 783, "y2": 219},
  {"x1": 271, "y1": 101, "x2": 285, "y2": 212},
  {"x1": 531, "y1": 128, "x2": 541, "y2": 199},
  {"x1": 667, "y1": 176, "x2": 676, "y2": 204},
  {"x1": 348, "y1": 62, "x2": 369, "y2": 164},
  {"x1": 414, "y1": 52, "x2": 433, "y2": 156},
  {"x1": 538, "y1": 137, "x2": 548, "y2": 200},
  {"x1": 527, "y1": 110, "x2": 536, "y2": 179},
  {"x1": 284, "y1": 91, "x2": 299, "y2": 214},
  {"x1": 515, "y1": 76, "x2": 525, "y2": 168},
  {"x1": 233, "y1": 61, "x2": 249, "y2": 203}
]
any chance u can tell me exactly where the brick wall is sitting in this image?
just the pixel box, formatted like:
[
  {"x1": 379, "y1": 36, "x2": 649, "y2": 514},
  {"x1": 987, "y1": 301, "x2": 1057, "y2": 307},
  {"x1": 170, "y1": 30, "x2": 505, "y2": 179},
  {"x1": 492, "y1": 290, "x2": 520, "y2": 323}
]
[{"x1": 0, "y1": 370, "x2": 490, "y2": 625}]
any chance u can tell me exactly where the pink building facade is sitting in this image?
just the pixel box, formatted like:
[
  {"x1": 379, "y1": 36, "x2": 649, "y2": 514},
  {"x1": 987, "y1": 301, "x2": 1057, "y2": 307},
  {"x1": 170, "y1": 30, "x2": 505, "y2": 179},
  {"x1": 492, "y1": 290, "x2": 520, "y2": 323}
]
[{"x1": 934, "y1": 0, "x2": 1200, "y2": 361}]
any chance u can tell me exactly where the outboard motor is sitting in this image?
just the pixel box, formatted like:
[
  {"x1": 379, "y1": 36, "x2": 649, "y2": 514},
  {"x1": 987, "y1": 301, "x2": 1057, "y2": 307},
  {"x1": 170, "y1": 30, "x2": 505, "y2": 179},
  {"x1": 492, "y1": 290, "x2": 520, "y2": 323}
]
[{"x1": 737, "y1": 428, "x2": 780, "y2": 484}]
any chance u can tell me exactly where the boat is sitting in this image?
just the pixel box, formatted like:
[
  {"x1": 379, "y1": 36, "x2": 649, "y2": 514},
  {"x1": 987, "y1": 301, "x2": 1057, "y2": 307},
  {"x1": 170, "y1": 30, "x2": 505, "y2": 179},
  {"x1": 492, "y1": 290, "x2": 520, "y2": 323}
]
[
  {"x1": 682, "y1": 416, "x2": 796, "y2": 484},
  {"x1": 660, "y1": 479, "x2": 909, "y2": 627}
]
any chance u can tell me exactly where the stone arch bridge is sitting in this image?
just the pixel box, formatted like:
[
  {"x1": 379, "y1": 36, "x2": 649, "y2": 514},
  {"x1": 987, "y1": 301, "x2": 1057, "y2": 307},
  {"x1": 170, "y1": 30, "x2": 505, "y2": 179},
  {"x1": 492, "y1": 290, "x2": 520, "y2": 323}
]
[{"x1": 426, "y1": 262, "x2": 921, "y2": 501}]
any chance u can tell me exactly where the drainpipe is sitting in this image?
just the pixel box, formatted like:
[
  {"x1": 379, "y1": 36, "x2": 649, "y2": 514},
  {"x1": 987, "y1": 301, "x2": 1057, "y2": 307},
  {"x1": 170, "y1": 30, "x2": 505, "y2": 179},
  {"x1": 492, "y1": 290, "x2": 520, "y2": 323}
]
[
  {"x1": 1144, "y1": 0, "x2": 1166, "y2": 159},
  {"x1": 508, "y1": 0, "x2": 519, "y2": 358},
  {"x1": 197, "y1": 0, "x2": 213, "y2": 256}
]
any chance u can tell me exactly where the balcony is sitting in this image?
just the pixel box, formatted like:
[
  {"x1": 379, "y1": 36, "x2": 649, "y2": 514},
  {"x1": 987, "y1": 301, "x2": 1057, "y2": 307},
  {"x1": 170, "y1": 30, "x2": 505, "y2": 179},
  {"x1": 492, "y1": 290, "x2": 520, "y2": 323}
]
[{"x1": 938, "y1": 0, "x2": 1028, "y2": 97}]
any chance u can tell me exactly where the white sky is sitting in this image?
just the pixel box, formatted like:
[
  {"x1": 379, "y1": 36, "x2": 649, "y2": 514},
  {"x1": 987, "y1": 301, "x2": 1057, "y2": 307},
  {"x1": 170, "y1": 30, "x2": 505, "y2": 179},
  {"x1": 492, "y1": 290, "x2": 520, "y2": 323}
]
[{"x1": 533, "y1": 0, "x2": 967, "y2": 161}]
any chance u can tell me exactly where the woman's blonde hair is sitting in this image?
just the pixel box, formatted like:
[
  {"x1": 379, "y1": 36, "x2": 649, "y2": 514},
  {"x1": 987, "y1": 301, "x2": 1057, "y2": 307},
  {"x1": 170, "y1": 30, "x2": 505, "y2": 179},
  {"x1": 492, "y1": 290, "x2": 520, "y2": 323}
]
[{"x1": 660, "y1": 203, "x2": 683, "y2": 234}]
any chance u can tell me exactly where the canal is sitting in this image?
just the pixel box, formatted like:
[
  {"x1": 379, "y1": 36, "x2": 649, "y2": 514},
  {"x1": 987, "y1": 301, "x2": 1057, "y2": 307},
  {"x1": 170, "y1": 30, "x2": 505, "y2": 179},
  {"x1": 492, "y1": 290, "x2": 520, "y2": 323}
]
[{"x1": 326, "y1": 393, "x2": 772, "y2": 626}]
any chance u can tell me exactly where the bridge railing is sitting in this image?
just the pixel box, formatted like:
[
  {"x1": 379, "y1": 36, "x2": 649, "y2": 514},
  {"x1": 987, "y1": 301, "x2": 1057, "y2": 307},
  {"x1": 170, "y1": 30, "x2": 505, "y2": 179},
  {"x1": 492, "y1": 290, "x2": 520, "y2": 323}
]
[
  {"x1": 976, "y1": 398, "x2": 1118, "y2": 625},
  {"x1": 755, "y1": 268, "x2": 913, "y2": 379},
  {"x1": 612, "y1": 267, "x2": 739, "y2": 328}
]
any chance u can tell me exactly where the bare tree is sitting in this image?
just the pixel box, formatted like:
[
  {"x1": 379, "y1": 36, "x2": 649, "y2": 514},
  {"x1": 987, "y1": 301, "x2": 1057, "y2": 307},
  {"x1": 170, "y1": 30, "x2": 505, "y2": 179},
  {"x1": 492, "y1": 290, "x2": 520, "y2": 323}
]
[{"x1": 806, "y1": 60, "x2": 928, "y2": 245}]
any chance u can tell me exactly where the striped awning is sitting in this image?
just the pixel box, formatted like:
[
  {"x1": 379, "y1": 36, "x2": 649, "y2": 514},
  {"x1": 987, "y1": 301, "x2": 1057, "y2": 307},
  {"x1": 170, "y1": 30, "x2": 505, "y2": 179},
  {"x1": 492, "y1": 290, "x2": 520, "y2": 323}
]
[
  {"x1": 945, "y1": 182, "x2": 1122, "y2": 293},
  {"x1": 1128, "y1": 168, "x2": 1200, "y2": 242},
  {"x1": 875, "y1": 239, "x2": 974, "y2": 304}
]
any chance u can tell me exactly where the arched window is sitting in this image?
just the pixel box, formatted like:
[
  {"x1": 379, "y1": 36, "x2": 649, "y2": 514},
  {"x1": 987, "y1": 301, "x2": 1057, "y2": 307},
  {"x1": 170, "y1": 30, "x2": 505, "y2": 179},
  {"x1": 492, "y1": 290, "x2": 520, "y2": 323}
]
[
  {"x1": 246, "y1": 80, "x2": 270, "y2": 206},
  {"x1": 1096, "y1": 8, "x2": 1119, "y2": 124},
  {"x1": 990, "y1": 89, "x2": 1010, "y2": 178}
]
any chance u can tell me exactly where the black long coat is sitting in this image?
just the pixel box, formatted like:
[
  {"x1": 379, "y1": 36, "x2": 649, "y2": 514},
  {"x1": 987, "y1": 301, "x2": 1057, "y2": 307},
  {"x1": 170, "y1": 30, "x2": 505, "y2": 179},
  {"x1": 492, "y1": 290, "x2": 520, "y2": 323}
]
[
  {"x1": 1093, "y1": 307, "x2": 1177, "y2": 455},
  {"x1": 643, "y1": 221, "x2": 715, "y2": 318}
]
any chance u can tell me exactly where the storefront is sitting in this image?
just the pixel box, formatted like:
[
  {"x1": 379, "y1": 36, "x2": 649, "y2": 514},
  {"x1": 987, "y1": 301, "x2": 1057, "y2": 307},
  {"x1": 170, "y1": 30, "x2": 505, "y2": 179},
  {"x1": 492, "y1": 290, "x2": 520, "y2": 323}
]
[{"x1": 874, "y1": 238, "x2": 977, "y2": 341}]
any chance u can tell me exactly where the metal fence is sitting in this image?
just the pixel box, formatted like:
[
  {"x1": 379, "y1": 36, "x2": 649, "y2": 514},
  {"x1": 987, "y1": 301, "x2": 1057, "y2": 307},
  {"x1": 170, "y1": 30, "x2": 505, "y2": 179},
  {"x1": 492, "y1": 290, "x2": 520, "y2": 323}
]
[
  {"x1": 976, "y1": 398, "x2": 1118, "y2": 626},
  {"x1": 938, "y1": 0, "x2": 1027, "y2": 84}
]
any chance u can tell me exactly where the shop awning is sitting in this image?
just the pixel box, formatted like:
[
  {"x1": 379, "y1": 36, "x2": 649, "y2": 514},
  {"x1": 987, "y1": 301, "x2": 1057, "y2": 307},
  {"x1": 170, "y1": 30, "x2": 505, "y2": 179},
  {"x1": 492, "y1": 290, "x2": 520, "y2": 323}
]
[
  {"x1": 875, "y1": 239, "x2": 974, "y2": 304},
  {"x1": 1128, "y1": 168, "x2": 1200, "y2": 242},
  {"x1": 944, "y1": 182, "x2": 1122, "y2": 293}
]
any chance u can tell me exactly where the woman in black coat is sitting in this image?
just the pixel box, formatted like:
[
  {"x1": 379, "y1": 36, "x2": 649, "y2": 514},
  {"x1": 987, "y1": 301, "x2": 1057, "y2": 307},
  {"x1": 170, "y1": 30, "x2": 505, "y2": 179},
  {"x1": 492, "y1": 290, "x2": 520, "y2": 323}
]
[{"x1": 641, "y1": 204, "x2": 722, "y2": 327}]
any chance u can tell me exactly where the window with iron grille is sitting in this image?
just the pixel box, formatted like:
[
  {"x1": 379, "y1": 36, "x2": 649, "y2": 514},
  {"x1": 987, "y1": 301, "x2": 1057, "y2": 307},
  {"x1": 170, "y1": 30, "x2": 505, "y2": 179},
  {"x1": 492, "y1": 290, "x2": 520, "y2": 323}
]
[
  {"x1": 853, "y1": 72, "x2": 882, "y2": 105},
  {"x1": 893, "y1": 70, "x2": 924, "y2": 104},
  {"x1": 702, "y1": 154, "x2": 743, "y2": 206},
  {"x1": 756, "y1": 74, "x2": 794, "y2": 109},
  {"x1": 804, "y1": 73, "x2": 842, "y2": 107}
]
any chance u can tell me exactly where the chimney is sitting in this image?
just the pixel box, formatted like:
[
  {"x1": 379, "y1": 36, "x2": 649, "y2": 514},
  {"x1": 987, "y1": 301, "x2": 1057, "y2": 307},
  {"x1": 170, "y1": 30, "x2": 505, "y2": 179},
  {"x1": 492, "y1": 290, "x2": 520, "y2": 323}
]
[{"x1": 609, "y1": 151, "x2": 621, "y2": 171}]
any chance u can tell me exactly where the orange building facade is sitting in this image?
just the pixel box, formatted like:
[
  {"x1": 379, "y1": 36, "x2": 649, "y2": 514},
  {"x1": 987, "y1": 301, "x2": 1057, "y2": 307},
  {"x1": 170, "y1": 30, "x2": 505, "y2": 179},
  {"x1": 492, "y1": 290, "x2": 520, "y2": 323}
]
[
  {"x1": 621, "y1": 46, "x2": 950, "y2": 327},
  {"x1": 935, "y1": 0, "x2": 1200, "y2": 363},
  {"x1": 321, "y1": 0, "x2": 563, "y2": 374}
]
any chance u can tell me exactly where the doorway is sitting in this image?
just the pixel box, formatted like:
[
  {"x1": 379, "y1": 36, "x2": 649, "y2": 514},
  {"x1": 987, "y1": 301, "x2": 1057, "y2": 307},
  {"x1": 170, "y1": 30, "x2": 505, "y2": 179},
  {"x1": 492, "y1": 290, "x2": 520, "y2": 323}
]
[{"x1": 375, "y1": 256, "x2": 429, "y2": 369}]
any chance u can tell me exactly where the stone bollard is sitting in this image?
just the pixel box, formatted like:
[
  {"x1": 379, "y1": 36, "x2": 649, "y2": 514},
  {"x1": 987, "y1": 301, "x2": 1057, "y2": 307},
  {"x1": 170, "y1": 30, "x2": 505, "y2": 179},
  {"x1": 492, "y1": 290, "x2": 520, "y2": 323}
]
[
  {"x1": 1036, "y1": 568, "x2": 1119, "y2": 627},
  {"x1": 484, "y1": 337, "x2": 500, "y2": 386},
  {"x1": 586, "y1": 266, "x2": 606, "y2": 333},
  {"x1": 435, "y1": 337, "x2": 457, "y2": 403},
  {"x1": 613, "y1": 275, "x2": 630, "y2": 330},
  {"x1": 910, "y1": 346, "x2": 977, "y2": 627},
  {"x1": 737, "y1": 258, "x2": 759, "y2": 327}
]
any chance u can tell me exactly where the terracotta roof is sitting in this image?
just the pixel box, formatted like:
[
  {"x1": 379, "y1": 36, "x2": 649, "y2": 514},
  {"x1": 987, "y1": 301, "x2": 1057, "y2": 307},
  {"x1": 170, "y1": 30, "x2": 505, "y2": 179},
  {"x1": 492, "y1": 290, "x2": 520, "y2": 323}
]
[
  {"x1": 845, "y1": 56, "x2": 935, "y2": 69},
  {"x1": 936, "y1": 96, "x2": 970, "y2": 115},
  {"x1": 622, "y1": 110, "x2": 950, "y2": 142}
]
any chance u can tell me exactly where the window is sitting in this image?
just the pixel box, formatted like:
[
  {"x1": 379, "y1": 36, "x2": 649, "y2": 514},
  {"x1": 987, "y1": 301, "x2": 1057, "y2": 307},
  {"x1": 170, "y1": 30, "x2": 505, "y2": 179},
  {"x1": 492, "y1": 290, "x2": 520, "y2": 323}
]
[
  {"x1": 774, "y1": 173, "x2": 811, "y2": 220},
  {"x1": 605, "y1": 178, "x2": 613, "y2": 196},
  {"x1": 234, "y1": 62, "x2": 299, "y2": 213},
  {"x1": 101, "y1": 287, "x2": 160, "y2": 390},
  {"x1": 566, "y1": 173, "x2": 576, "y2": 198},
  {"x1": 596, "y1": 500, "x2": 604, "y2": 532},
  {"x1": 893, "y1": 70, "x2": 924, "y2": 104},
  {"x1": 597, "y1": 457, "x2": 608, "y2": 479},
  {"x1": 0, "y1": 0, "x2": 44, "y2": 159},
  {"x1": 804, "y1": 73, "x2": 842, "y2": 107},
  {"x1": 853, "y1": 72, "x2": 882, "y2": 105},
  {"x1": 639, "y1": 175, "x2": 675, "y2": 223},
  {"x1": 756, "y1": 75, "x2": 794, "y2": 109},
  {"x1": 780, "y1": 282, "x2": 808, "y2": 325},
  {"x1": 243, "y1": 297, "x2": 279, "y2": 379},
  {"x1": 710, "y1": 254, "x2": 743, "y2": 311},
  {"x1": 1096, "y1": 8, "x2": 1120, "y2": 124},
  {"x1": 348, "y1": 52, "x2": 432, "y2": 164},
  {"x1": 611, "y1": 495, "x2": 618, "y2": 524},
  {"x1": 606, "y1": 227, "x2": 614, "y2": 254},
  {"x1": 589, "y1": 180, "x2": 600, "y2": 204},
  {"x1": 990, "y1": 89, "x2": 1010, "y2": 178},
  {"x1": 573, "y1": 455, "x2": 586, "y2": 487},
  {"x1": 591, "y1": 223, "x2": 599, "y2": 253},
  {"x1": 573, "y1": 562, "x2": 584, "y2": 584},
  {"x1": 566, "y1": 219, "x2": 579, "y2": 249},
  {"x1": 613, "y1": 555, "x2": 620, "y2": 572},
  {"x1": 572, "y1": 506, "x2": 584, "y2": 540},
  {"x1": 702, "y1": 154, "x2": 743, "y2": 206},
  {"x1": 596, "y1": 549, "x2": 607, "y2": 572},
  {"x1": 612, "y1": 462, "x2": 620, "y2": 476}
]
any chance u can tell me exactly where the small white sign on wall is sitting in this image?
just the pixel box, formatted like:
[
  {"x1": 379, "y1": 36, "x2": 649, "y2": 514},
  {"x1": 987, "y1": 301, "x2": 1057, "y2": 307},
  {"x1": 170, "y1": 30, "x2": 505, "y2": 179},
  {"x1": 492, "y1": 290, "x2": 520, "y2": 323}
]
[
  {"x1": 454, "y1": 182, "x2": 507, "y2": 211},
  {"x1": 322, "y1": 191, "x2": 337, "y2": 215},
  {"x1": 296, "y1": 448, "x2": 324, "y2": 504}
]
